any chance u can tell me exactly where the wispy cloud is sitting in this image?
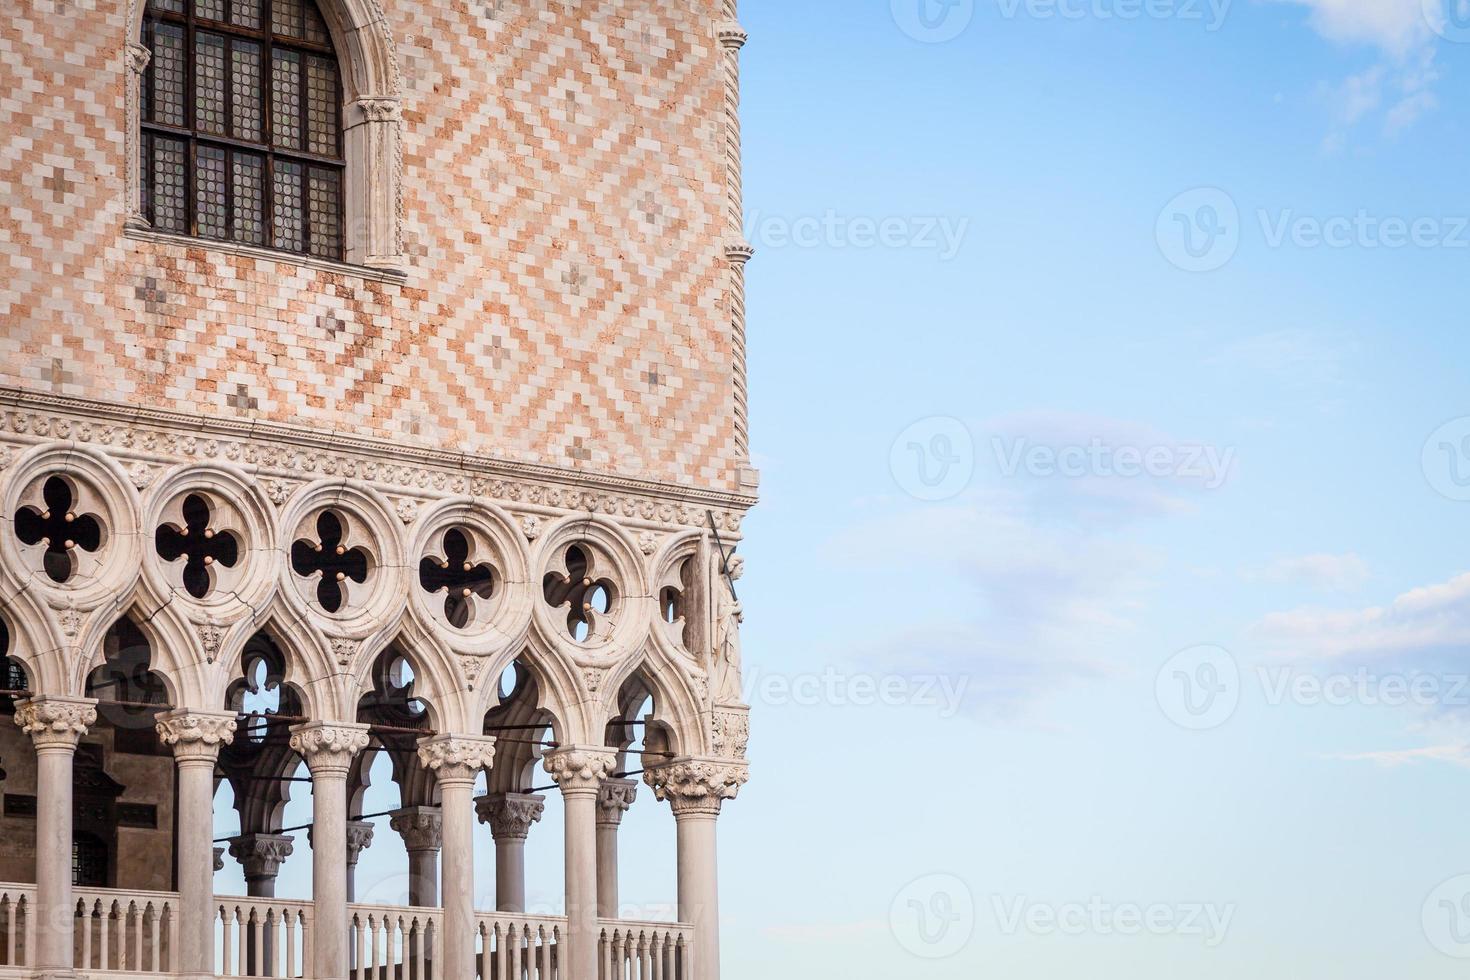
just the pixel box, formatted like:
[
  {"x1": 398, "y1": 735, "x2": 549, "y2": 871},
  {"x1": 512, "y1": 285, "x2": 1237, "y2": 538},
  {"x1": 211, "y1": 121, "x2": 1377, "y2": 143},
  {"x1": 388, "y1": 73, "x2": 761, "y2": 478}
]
[
  {"x1": 1254, "y1": 571, "x2": 1470, "y2": 662},
  {"x1": 1244, "y1": 553, "x2": 1371, "y2": 593}
]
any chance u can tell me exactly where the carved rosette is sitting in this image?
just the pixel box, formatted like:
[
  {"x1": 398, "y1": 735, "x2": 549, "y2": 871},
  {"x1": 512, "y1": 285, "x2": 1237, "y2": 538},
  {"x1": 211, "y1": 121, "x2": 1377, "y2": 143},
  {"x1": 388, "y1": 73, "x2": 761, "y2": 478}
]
[
  {"x1": 345, "y1": 820, "x2": 376, "y2": 865},
  {"x1": 289, "y1": 722, "x2": 371, "y2": 776},
  {"x1": 543, "y1": 746, "x2": 619, "y2": 796},
  {"x1": 390, "y1": 807, "x2": 444, "y2": 852},
  {"x1": 645, "y1": 758, "x2": 749, "y2": 817},
  {"x1": 228, "y1": 833, "x2": 295, "y2": 880},
  {"x1": 596, "y1": 778, "x2": 639, "y2": 828},
  {"x1": 15, "y1": 696, "x2": 97, "y2": 749},
  {"x1": 415, "y1": 734, "x2": 497, "y2": 786},
  {"x1": 475, "y1": 793, "x2": 546, "y2": 842},
  {"x1": 157, "y1": 709, "x2": 238, "y2": 762}
]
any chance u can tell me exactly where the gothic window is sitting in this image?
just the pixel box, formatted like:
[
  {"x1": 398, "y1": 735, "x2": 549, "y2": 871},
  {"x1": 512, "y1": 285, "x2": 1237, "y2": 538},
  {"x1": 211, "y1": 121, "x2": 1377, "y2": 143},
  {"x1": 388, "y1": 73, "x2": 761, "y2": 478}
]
[{"x1": 139, "y1": 0, "x2": 345, "y2": 260}]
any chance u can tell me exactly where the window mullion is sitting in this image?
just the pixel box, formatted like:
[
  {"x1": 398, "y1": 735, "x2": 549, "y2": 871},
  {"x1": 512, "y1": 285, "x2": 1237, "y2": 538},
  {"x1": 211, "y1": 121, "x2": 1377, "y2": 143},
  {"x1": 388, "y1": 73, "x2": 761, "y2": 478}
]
[{"x1": 185, "y1": 3, "x2": 198, "y2": 238}]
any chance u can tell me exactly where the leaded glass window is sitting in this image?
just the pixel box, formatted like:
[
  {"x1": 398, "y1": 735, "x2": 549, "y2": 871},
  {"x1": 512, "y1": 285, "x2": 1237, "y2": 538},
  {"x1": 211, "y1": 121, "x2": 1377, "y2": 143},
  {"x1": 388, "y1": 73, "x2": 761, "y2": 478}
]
[{"x1": 140, "y1": 0, "x2": 344, "y2": 260}]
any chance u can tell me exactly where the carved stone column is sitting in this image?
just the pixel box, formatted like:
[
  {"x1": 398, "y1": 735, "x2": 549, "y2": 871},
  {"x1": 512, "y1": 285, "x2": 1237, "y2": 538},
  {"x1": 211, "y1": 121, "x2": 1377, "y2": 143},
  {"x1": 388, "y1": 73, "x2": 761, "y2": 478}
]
[
  {"x1": 389, "y1": 806, "x2": 443, "y2": 908},
  {"x1": 157, "y1": 710, "x2": 238, "y2": 980},
  {"x1": 416, "y1": 735, "x2": 496, "y2": 980},
  {"x1": 344, "y1": 97, "x2": 405, "y2": 268},
  {"x1": 545, "y1": 747, "x2": 619, "y2": 980},
  {"x1": 646, "y1": 759, "x2": 750, "y2": 980},
  {"x1": 474, "y1": 792, "x2": 545, "y2": 913},
  {"x1": 16, "y1": 696, "x2": 96, "y2": 980},
  {"x1": 289, "y1": 722, "x2": 371, "y2": 980},
  {"x1": 344, "y1": 821, "x2": 375, "y2": 903},
  {"x1": 595, "y1": 779, "x2": 638, "y2": 918},
  {"x1": 124, "y1": 42, "x2": 151, "y2": 228}
]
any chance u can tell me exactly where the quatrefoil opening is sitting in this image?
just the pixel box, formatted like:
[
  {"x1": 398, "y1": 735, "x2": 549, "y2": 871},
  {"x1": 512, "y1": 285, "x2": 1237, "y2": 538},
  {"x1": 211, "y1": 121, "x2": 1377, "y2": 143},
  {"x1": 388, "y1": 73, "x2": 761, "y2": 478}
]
[
  {"x1": 418, "y1": 528, "x2": 497, "y2": 630},
  {"x1": 542, "y1": 543, "x2": 618, "y2": 644},
  {"x1": 290, "y1": 511, "x2": 371, "y2": 614},
  {"x1": 659, "y1": 556, "x2": 694, "y2": 651},
  {"x1": 14, "y1": 476, "x2": 106, "y2": 584},
  {"x1": 155, "y1": 493, "x2": 241, "y2": 599}
]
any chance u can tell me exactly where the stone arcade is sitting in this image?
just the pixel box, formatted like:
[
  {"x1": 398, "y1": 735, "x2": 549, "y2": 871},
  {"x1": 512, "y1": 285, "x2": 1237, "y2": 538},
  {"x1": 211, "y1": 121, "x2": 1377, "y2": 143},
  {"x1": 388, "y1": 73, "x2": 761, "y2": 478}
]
[{"x1": 0, "y1": 0, "x2": 756, "y2": 978}]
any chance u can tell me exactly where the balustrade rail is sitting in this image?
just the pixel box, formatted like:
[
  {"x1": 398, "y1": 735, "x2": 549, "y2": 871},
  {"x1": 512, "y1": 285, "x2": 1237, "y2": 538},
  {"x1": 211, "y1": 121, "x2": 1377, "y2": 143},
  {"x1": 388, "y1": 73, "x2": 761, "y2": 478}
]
[
  {"x1": 349, "y1": 902, "x2": 441, "y2": 980},
  {"x1": 0, "y1": 886, "x2": 33, "y2": 968},
  {"x1": 217, "y1": 896, "x2": 314, "y2": 978},
  {"x1": 474, "y1": 911, "x2": 564, "y2": 980},
  {"x1": 598, "y1": 921, "x2": 691, "y2": 980}
]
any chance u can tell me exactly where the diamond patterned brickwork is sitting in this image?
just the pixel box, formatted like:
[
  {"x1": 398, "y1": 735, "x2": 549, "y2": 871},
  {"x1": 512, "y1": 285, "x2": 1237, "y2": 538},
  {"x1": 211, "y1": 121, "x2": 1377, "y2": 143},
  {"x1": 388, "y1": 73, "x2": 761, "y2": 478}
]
[{"x1": 0, "y1": 0, "x2": 741, "y2": 491}]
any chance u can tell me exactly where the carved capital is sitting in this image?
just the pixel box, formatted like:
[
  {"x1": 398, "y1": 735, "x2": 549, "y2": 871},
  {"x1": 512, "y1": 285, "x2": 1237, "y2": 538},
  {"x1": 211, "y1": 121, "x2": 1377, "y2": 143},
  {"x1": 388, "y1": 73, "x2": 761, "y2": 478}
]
[
  {"x1": 475, "y1": 792, "x2": 546, "y2": 841},
  {"x1": 415, "y1": 733, "x2": 496, "y2": 785},
  {"x1": 289, "y1": 722, "x2": 371, "y2": 776},
  {"x1": 725, "y1": 241, "x2": 755, "y2": 266},
  {"x1": 15, "y1": 696, "x2": 96, "y2": 750},
  {"x1": 596, "y1": 778, "x2": 638, "y2": 827},
  {"x1": 126, "y1": 41, "x2": 152, "y2": 75},
  {"x1": 718, "y1": 23, "x2": 749, "y2": 49},
  {"x1": 156, "y1": 709, "x2": 237, "y2": 762},
  {"x1": 389, "y1": 806, "x2": 443, "y2": 852},
  {"x1": 354, "y1": 97, "x2": 403, "y2": 123},
  {"x1": 543, "y1": 746, "x2": 619, "y2": 796},
  {"x1": 345, "y1": 820, "x2": 376, "y2": 865},
  {"x1": 228, "y1": 833, "x2": 295, "y2": 880},
  {"x1": 645, "y1": 757, "x2": 749, "y2": 817}
]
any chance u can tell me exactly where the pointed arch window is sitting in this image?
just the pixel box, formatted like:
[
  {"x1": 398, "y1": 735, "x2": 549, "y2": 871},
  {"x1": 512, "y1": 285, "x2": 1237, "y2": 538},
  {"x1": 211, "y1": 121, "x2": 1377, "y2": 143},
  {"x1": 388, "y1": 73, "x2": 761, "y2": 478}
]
[{"x1": 139, "y1": 0, "x2": 345, "y2": 260}]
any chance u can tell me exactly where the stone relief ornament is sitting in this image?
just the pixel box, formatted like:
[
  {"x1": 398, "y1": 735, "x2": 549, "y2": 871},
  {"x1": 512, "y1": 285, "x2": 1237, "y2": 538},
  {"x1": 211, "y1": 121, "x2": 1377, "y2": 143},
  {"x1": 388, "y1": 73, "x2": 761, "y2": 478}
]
[
  {"x1": 543, "y1": 747, "x2": 618, "y2": 792},
  {"x1": 638, "y1": 530, "x2": 658, "y2": 556},
  {"x1": 520, "y1": 515, "x2": 542, "y2": 540},
  {"x1": 197, "y1": 623, "x2": 225, "y2": 663},
  {"x1": 712, "y1": 554, "x2": 744, "y2": 704},
  {"x1": 396, "y1": 497, "x2": 420, "y2": 524},
  {"x1": 712, "y1": 708, "x2": 749, "y2": 760},
  {"x1": 475, "y1": 793, "x2": 545, "y2": 841},
  {"x1": 15, "y1": 697, "x2": 97, "y2": 747},
  {"x1": 330, "y1": 636, "x2": 358, "y2": 668},
  {"x1": 644, "y1": 759, "x2": 749, "y2": 816}
]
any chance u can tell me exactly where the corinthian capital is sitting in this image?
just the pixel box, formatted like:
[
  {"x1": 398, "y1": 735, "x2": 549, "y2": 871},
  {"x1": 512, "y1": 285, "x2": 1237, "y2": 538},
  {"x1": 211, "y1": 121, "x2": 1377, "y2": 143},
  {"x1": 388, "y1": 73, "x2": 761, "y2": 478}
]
[
  {"x1": 157, "y1": 709, "x2": 237, "y2": 762},
  {"x1": 228, "y1": 833, "x2": 295, "y2": 880},
  {"x1": 645, "y1": 758, "x2": 750, "y2": 817},
  {"x1": 289, "y1": 722, "x2": 371, "y2": 776},
  {"x1": 390, "y1": 806, "x2": 443, "y2": 852},
  {"x1": 596, "y1": 778, "x2": 639, "y2": 827},
  {"x1": 415, "y1": 734, "x2": 497, "y2": 786},
  {"x1": 476, "y1": 793, "x2": 546, "y2": 841},
  {"x1": 15, "y1": 696, "x2": 96, "y2": 749},
  {"x1": 543, "y1": 746, "x2": 619, "y2": 795},
  {"x1": 345, "y1": 820, "x2": 376, "y2": 865}
]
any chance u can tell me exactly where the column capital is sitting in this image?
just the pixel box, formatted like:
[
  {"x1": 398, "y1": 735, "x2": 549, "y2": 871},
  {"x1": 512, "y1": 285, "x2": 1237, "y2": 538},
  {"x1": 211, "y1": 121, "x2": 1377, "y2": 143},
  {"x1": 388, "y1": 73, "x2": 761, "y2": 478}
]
[
  {"x1": 389, "y1": 806, "x2": 443, "y2": 852},
  {"x1": 475, "y1": 792, "x2": 546, "y2": 841},
  {"x1": 718, "y1": 22, "x2": 749, "y2": 49},
  {"x1": 543, "y1": 746, "x2": 619, "y2": 796},
  {"x1": 596, "y1": 778, "x2": 638, "y2": 828},
  {"x1": 415, "y1": 733, "x2": 496, "y2": 786},
  {"x1": 345, "y1": 820, "x2": 375, "y2": 865},
  {"x1": 15, "y1": 695, "x2": 96, "y2": 749},
  {"x1": 228, "y1": 833, "x2": 295, "y2": 880},
  {"x1": 289, "y1": 721, "x2": 371, "y2": 776},
  {"x1": 645, "y1": 757, "x2": 749, "y2": 817},
  {"x1": 157, "y1": 709, "x2": 237, "y2": 762}
]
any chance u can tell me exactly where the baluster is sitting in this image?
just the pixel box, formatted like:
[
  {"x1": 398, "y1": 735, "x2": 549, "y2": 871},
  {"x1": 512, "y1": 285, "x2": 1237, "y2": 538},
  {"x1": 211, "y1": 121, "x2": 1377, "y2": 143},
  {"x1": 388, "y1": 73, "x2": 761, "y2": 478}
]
[
  {"x1": 301, "y1": 907, "x2": 313, "y2": 980},
  {"x1": 2, "y1": 894, "x2": 12, "y2": 967},
  {"x1": 158, "y1": 903, "x2": 171, "y2": 973},
  {"x1": 23, "y1": 896, "x2": 35, "y2": 969},
  {"x1": 266, "y1": 906, "x2": 279, "y2": 978},
  {"x1": 493, "y1": 921, "x2": 507, "y2": 980},
  {"x1": 284, "y1": 908, "x2": 298, "y2": 980}
]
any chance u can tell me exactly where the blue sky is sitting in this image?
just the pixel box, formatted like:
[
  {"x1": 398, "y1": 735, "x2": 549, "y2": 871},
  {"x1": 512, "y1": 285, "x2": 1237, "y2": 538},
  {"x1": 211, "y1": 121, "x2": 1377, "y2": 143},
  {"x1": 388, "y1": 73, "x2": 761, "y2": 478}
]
[{"x1": 212, "y1": 2, "x2": 1470, "y2": 976}]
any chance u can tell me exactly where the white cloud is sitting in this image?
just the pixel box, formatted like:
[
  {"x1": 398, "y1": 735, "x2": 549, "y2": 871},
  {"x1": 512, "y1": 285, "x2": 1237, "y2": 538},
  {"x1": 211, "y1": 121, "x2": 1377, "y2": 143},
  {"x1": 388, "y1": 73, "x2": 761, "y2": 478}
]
[
  {"x1": 1275, "y1": 0, "x2": 1430, "y2": 55},
  {"x1": 1254, "y1": 571, "x2": 1470, "y2": 661},
  {"x1": 1329, "y1": 743, "x2": 1470, "y2": 768},
  {"x1": 1245, "y1": 553, "x2": 1370, "y2": 592}
]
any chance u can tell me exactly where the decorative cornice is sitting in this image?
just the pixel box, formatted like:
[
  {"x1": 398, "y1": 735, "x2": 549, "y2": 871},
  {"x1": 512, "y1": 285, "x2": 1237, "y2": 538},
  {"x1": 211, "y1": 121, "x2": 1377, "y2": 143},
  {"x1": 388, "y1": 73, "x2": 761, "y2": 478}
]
[
  {"x1": 289, "y1": 722, "x2": 371, "y2": 775},
  {"x1": 645, "y1": 758, "x2": 749, "y2": 817},
  {"x1": 415, "y1": 734, "x2": 496, "y2": 785},
  {"x1": 228, "y1": 833, "x2": 295, "y2": 879},
  {"x1": 15, "y1": 696, "x2": 96, "y2": 749},
  {"x1": 725, "y1": 241, "x2": 755, "y2": 266},
  {"x1": 543, "y1": 746, "x2": 619, "y2": 795},
  {"x1": 475, "y1": 792, "x2": 546, "y2": 841},
  {"x1": 0, "y1": 390, "x2": 756, "y2": 528},
  {"x1": 389, "y1": 806, "x2": 444, "y2": 852},
  {"x1": 718, "y1": 23, "x2": 748, "y2": 49},
  {"x1": 155, "y1": 709, "x2": 237, "y2": 762},
  {"x1": 596, "y1": 778, "x2": 639, "y2": 827},
  {"x1": 345, "y1": 820, "x2": 376, "y2": 864}
]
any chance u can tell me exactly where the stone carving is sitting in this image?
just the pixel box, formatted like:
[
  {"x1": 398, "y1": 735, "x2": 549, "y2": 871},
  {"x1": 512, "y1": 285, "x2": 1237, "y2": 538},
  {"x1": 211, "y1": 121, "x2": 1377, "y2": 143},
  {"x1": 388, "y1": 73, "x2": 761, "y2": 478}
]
[
  {"x1": 395, "y1": 497, "x2": 419, "y2": 524},
  {"x1": 596, "y1": 778, "x2": 638, "y2": 827},
  {"x1": 58, "y1": 608, "x2": 82, "y2": 638},
  {"x1": 543, "y1": 747, "x2": 618, "y2": 793},
  {"x1": 521, "y1": 515, "x2": 542, "y2": 540},
  {"x1": 156, "y1": 710, "x2": 238, "y2": 749},
  {"x1": 330, "y1": 636, "x2": 358, "y2": 668},
  {"x1": 390, "y1": 807, "x2": 444, "y2": 852},
  {"x1": 638, "y1": 531, "x2": 658, "y2": 555},
  {"x1": 712, "y1": 554, "x2": 744, "y2": 704},
  {"x1": 198, "y1": 623, "x2": 225, "y2": 663},
  {"x1": 289, "y1": 723, "x2": 371, "y2": 774},
  {"x1": 345, "y1": 821, "x2": 376, "y2": 864},
  {"x1": 415, "y1": 734, "x2": 496, "y2": 783},
  {"x1": 475, "y1": 793, "x2": 546, "y2": 841},
  {"x1": 228, "y1": 833, "x2": 295, "y2": 880},
  {"x1": 645, "y1": 759, "x2": 749, "y2": 816},
  {"x1": 14, "y1": 697, "x2": 96, "y2": 748},
  {"x1": 712, "y1": 708, "x2": 749, "y2": 760},
  {"x1": 128, "y1": 461, "x2": 155, "y2": 490}
]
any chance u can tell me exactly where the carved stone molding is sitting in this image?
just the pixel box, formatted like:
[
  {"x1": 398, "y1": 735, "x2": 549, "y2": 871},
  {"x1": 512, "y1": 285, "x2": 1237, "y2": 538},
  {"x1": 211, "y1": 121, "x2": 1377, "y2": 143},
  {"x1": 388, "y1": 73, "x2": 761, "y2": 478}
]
[
  {"x1": 645, "y1": 758, "x2": 749, "y2": 817},
  {"x1": 596, "y1": 778, "x2": 638, "y2": 827},
  {"x1": 156, "y1": 709, "x2": 238, "y2": 762},
  {"x1": 14, "y1": 696, "x2": 96, "y2": 749},
  {"x1": 389, "y1": 806, "x2": 444, "y2": 852},
  {"x1": 543, "y1": 746, "x2": 619, "y2": 795},
  {"x1": 415, "y1": 733, "x2": 496, "y2": 785},
  {"x1": 228, "y1": 833, "x2": 295, "y2": 880},
  {"x1": 475, "y1": 792, "x2": 546, "y2": 841},
  {"x1": 289, "y1": 722, "x2": 371, "y2": 776}
]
